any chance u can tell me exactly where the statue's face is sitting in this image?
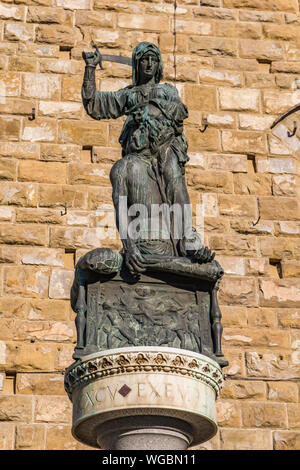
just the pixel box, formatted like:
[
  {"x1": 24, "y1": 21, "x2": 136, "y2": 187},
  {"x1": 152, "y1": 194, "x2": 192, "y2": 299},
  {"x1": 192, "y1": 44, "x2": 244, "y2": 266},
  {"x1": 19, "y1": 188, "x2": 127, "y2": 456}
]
[{"x1": 138, "y1": 51, "x2": 159, "y2": 83}]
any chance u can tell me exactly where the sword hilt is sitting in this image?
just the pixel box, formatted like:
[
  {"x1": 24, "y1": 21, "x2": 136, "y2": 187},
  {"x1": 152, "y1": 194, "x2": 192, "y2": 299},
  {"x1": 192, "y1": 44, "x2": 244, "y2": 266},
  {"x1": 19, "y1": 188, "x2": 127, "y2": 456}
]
[{"x1": 93, "y1": 44, "x2": 104, "y2": 70}]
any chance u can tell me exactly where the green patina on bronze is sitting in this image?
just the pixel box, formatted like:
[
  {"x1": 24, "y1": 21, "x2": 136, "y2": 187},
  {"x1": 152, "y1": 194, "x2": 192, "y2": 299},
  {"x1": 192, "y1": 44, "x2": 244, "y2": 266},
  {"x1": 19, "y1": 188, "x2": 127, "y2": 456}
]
[{"x1": 71, "y1": 42, "x2": 228, "y2": 368}]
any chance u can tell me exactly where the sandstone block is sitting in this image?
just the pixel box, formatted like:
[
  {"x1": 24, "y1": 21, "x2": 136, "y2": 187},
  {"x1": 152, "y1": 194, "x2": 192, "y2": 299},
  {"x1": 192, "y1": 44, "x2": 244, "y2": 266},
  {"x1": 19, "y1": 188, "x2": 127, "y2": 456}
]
[
  {"x1": 0, "y1": 182, "x2": 38, "y2": 207},
  {"x1": 187, "y1": 169, "x2": 233, "y2": 193},
  {"x1": 39, "y1": 59, "x2": 82, "y2": 75},
  {"x1": 239, "y1": 39, "x2": 284, "y2": 60},
  {"x1": 222, "y1": 350, "x2": 246, "y2": 378},
  {"x1": 4, "y1": 266, "x2": 49, "y2": 298},
  {"x1": 219, "y1": 276, "x2": 258, "y2": 306},
  {"x1": 213, "y1": 57, "x2": 258, "y2": 71},
  {"x1": 22, "y1": 73, "x2": 60, "y2": 100},
  {"x1": 20, "y1": 248, "x2": 64, "y2": 267},
  {"x1": 8, "y1": 56, "x2": 38, "y2": 73},
  {"x1": 206, "y1": 154, "x2": 247, "y2": 172},
  {"x1": 75, "y1": 10, "x2": 115, "y2": 27},
  {"x1": 273, "y1": 431, "x2": 300, "y2": 450},
  {"x1": 36, "y1": 25, "x2": 82, "y2": 47},
  {"x1": 0, "y1": 423, "x2": 14, "y2": 449},
  {"x1": 215, "y1": 21, "x2": 262, "y2": 39},
  {"x1": 0, "y1": 4, "x2": 25, "y2": 21},
  {"x1": 268, "y1": 382, "x2": 298, "y2": 403},
  {"x1": 18, "y1": 43, "x2": 59, "y2": 58},
  {"x1": 40, "y1": 144, "x2": 80, "y2": 162},
  {"x1": 258, "y1": 196, "x2": 300, "y2": 221},
  {"x1": 61, "y1": 76, "x2": 82, "y2": 102},
  {"x1": 223, "y1": 0, "x2": 298, "y2": 13},
  {"x1": 259, "y1": 237, "x2": 294, "y2": 259},
  {"x1": 263, "y1": 90, "x2": 300, "y2": 114},
  {"x1": 246, "y1": 258, "x2": 269, "y2": 276},
  {"x1": 50, "y1": 227, "x2": 102, "y2": 249},
  {"x1": 221, "y1": 380, "x2": 266, "y2": 400},
  {"x1": 189, "y1": 36, "x2": 237, "y2": 56},
  {"x1": 12, "y1": 319, "x2": 74, "y2": 343},
  {"x1": 185, "y1": 128, "x2": 220, "y2": 152},
  {"x1": 49, "y1": 268, "x2": 74, "y2": 299},
  {"x1": 16, "y1": 208, "x2": 62, "y2": 224},
  {"x1": 0, "y1": 117, "x2": 20, "y2": 141},
  {"x1": 16, "y1": 373, "x2": 65, "y2": 395},
  {"x1": 272, "y1": 175, "x2": 296, "y2": 196},
  {"x1": 21, "y1": 119, "x2": 57, "y2": 143},
  {"x1": 276, "y1": 221, "x2": 300, "y2": 237},
  {"x1": 234, "y1": 174, "x2": 272, "y2": 195},
  {"x1": 247, "y1": 308, "x2": 277, "y2": 328},
  {"x1": 277, "y1": 309, "x2": 300, "y2": 328},
  {"x1": 0, "y1": 297, "x2": 28, "y2": 319},
  {"x1": 0, "y1": 395, "x2": 33, "y2": 422},
  {"x1": 220, "y1": 429, "x2": 272, "y2": 450},
  {"x1": 27, "y1": 299, "x2": 70, "y2": 322},
  {"x1": 219, "y1": 306, "x2": 248, "y2": 328},
  {"x1": 39, "y1": 101, "x2": 82, "y2": 119},
  {"x1": 206, "y1": 113, "x2": 236, "y2": 128},
  {"x1": 223, "y1": 327, "x2": 289, "y2": 348},
  {"x1": 67, "y1": 210, "x2": 92, "y2": 226},
  {"x1": 259, "y1": 279, "x2": 300, "y2": 307},
  {"x1": 0, "y1": 71, "x2": 19, "y2": 98},
  {"x1": 0, "y1": 142, "x2": 39, "y2": 160},
  {"x1": 245, "y1": 73, "x2": 275, "y2": 89},
  {"x1": 239, "y1": 114, "x2": 274, "y2": 131},
  {"x1": 15, "y1": 424, "x2": 46, "y2": 450},
  {"x1": 268, "y1": 135, "x2": 293, "y2": 157},
  {"x1": 239, "y1": 10, "x2": 282, "y2": 23},
  {"x1": 219, "y1": 194, "x2": 258, "y2": 218},
  {"x1": 27, "y1": 6, "x2": 73, "y2": 25},
  {"x1": 34, "y1": 396, "x2": 72, "y2": 423},
  {"x1": 219, "y1": 87, "x2": 260, "y2": 112},
  {"x1": 18, "y1": 161, "x2": 66, "y2": 185},
  {"x1": 0, "y1": 158, "x2": 16, "y2": 181},
  {"x1": 0, "y1": 223, "x2": 47, "y2": 246},
  {"x1": 4, "y1": 341, "x2": 57, "y2": 371},
  {"x1": 39, "y1": 185, "x2": 87, "y2": 209},
  {"x1": 257, "y1": 158, "x2": 295, "y2": 174},
  {"x1": 68, "y1": 162, "x2": 111, "y2": 186},
  {"x1": 222, "y1": 131, "x2": 267, "y2": 154},
  {"x1": 216, "y1": 400, "x2": 241, "y2": 427},
  {"x1": 0, "y1": 207, "x2": 14, "y2": 222},
  {"x1": 5, "y1": 23, "x2": 35, "y2": 42},
  {"x1": 264, "y1": 24, "x2": 300, "y2": 41},
  {"x1": 246, "y1": 351, "x2": 300, "y2": 380},
  {"x1": 0, "y1": 97, "x2": 35, "y2": 116},
  {"x1": 241, "y1": 402, "x2": 287, "y2": 428},
  {"x1": 185, "y1": 85, "x2": 217, "y2": 111},
  {"x1": 46, "y1": 424, "x2": 89, "y2": 450},
  {"x1": 58, "y1": 120, "x2": 108, "y2": 146},
  {"x1": 217, "y1": 256, "x2": 245, "y2": 276},
  {"x1": 118, "y1": 14, "x2": 169, "y2": 32},
  {"x1": 209, "y1": 234, "x2": 257, "y2": 256},
  {"x1": 281, "y1": 261, "x2": 300, "y2": 278},
  {"x1": 56, "y1": 0, "x2": 91, "y2": 8},
  {"x1": 159, "y1": 33, "x2": 188, "y2": 54}
]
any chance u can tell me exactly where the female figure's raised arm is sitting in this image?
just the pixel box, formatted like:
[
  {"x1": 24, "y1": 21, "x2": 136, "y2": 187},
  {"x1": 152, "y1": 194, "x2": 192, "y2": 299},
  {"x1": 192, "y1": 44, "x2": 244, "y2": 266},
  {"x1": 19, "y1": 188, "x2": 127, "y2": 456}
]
[{"x1": 81, "y1": 46, "x2": 128, "y2": 120}]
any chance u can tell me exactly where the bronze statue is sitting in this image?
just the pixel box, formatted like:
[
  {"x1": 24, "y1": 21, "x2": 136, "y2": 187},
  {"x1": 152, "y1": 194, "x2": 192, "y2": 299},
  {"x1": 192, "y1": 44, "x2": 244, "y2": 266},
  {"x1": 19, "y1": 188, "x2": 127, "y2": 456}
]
[
  {"x1": 70, "y1": 42, "x2": 228, "y2": 368},
  {"x1": 82, "y1": 42, "x2": 214, "y2": 274}
]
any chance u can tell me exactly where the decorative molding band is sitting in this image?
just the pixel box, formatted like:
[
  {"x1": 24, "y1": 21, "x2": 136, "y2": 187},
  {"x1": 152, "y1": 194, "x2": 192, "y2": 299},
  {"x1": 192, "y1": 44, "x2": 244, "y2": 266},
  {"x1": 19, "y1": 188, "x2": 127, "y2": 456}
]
[{"x1": 64, "y1": 347, "x2": 224, "y2": 399}]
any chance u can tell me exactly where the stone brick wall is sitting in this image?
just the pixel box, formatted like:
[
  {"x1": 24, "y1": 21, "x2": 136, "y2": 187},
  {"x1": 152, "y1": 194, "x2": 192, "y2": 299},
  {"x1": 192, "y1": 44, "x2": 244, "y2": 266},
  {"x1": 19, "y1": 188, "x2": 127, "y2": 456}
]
[{"x1": 0, "y1": 0, "x2": 299, "y2": 450}]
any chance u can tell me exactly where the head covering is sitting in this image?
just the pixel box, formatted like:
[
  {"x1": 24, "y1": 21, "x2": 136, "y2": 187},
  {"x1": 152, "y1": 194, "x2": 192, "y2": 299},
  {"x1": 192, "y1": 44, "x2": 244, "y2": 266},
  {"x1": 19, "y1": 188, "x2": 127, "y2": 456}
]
[{"x1": 131, "y1": 42, "x2": 163, "y2": 86}]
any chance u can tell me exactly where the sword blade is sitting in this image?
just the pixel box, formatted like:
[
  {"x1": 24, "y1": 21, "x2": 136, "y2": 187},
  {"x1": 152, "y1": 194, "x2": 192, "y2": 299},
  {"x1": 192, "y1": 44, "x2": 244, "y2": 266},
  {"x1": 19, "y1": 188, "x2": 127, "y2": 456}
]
[{"x1": 100, "y1": 54, "x2": 132, "y2": 67}]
